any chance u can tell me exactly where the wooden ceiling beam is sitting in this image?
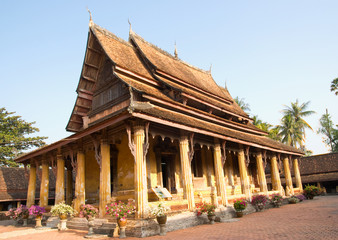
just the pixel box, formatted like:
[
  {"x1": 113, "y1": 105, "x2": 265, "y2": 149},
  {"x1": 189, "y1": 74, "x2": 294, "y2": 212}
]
[
  {"x1": 73, "y1": 111, "x2": 87, "y2": 117},
  {"x1": 82, "y1": 75, "x2": 96, "y2": 83},
  {"x1": 69, "y1": 119, "x2": 83, "y2": 124},
  {"x1": 76, "y1": 102, "x2": 91, "y2": 109},
  {"x1": 85, "y1": 62, "x2": 99, "y2": 70},
  {"x1": 88, "y1": 46, "x2": 103, "y2": 55}
]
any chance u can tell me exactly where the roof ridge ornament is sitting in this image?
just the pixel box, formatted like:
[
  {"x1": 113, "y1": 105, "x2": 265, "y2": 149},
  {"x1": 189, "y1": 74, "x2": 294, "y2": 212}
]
[
  {"x1": 174, "y1": 41, "x2": 178, "y2": 59},
  {"x1": 209, "y1": 63, "x2": 212, "y2": 74},
  {"x1": 128, "y1": 18, "x2": 134, "y2": 35},
  {"x1": 87, "y1": 7, "x2": 93, "y2": 27}
]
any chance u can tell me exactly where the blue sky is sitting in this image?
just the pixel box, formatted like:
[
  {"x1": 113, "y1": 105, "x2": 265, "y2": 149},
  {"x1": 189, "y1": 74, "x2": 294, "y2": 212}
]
[{"x1": 1, "y1": 1, "x2": 337, "y2": 154}]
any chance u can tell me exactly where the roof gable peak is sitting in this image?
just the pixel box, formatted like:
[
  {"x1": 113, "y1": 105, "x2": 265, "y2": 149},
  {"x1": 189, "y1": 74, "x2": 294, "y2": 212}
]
[
  {"x1": 91, "y1": 23, "x2": 132, "y2": 48},
  {"x1": 130, "y1": 31, "x2": 211, "y2": 76}
]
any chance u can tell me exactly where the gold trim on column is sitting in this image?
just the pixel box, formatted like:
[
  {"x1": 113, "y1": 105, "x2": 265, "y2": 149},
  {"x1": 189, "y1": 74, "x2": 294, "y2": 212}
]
[
  {"x1": 213, "y1": 141, "x2": 228, "y2": 206},
  {"x1": 27, "y1": 160, "x2": 37, "y2": 207},
  {"x1": 179, "y1": 134, "x2": 195, "y2": 211}
]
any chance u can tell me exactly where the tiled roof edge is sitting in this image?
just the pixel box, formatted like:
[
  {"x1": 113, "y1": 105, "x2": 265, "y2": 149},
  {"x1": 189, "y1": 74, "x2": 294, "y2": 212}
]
[
  {"x1": 130, "y1": 31, "x2": 212, "y2": 75},
  {"x1": 91, "y1": 23, "x2": 132, "y2": 48}
]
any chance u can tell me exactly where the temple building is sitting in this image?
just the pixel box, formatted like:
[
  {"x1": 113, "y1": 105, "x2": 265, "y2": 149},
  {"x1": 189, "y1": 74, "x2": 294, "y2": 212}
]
[
  {"x1": 299, "y1": 152, "x2": 338, "y2": 194},
  {"x1": 15, "y1": 20, "x2": 304, "y2": 222}
]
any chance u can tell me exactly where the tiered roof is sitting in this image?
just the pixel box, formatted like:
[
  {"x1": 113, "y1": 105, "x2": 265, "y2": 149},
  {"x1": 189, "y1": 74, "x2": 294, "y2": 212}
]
[{"x1": 16, "y1": 21, "x2": 303, "y2": 164}]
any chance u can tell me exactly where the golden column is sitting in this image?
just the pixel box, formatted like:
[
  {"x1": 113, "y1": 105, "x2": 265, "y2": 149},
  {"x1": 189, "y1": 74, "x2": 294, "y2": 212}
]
[
  {"x1": 213, "y1": 142, "x2": 228, "y2": 206},
  {"x1": 179, "y1": 135, "x2": 195, "y2": 211},
  {"x1": 270, "y1": 155, "x2": 283, "y2": 195},
  {"x1": 66, "y1": 168, "x2": 73, "y2": 205},
  {"x1": 99, "y1": 138, "x2": 111, "y2": 218},
  {"x1": 283, "y1": 157, "x2": 294, "y2": 196},
  {"x1": 39, "y1": 159, "x2": 49, "y2": 207},
  {"x1": 74, "y1": 150, "x2": 85, "y2": 213},
  {"x1": 293, "y1": 158, "x2": 303, "y2": 191},
  {"x1": 55, "y1": 151, "x2": 65, "y2": 204},
  {"x1": 27, "y1": 161, "x2": 37, "y2": 207},
  {"x1": 238, "y1": 145, "x2": 251, "y2": 200},
  {"x1": 134, "y1": 125, "x2": 148, "y2": 218},
  {"x1": 256, "y1": 151, "x2": 268, "y2": 194},
  {"x1": 226, "y1": 151, "x2": 235, "y2": 186}
]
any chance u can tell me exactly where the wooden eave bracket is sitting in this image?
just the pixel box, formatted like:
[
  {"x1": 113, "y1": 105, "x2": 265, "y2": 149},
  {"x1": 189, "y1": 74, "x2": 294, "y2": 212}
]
[
  {"x1": 90, "y1": 134, "x2": 102, "y2": 168},
  {"x1": 262, "y1": 150, "x2": 267, "y2": 169},
  {"x1": 69, "y1": 149, "x2": 77, "y2": 178},
  {"x1": 221, "y1": 141, "x2": 227, "y2": 167},
  {"x1": 245, "y1": 146, "x2": 250, "y2": 167},
  {"x1": 23, "y1": 163, "x2": 29, "y2": 181},
  {"x1": 126, "y1": 122, "x2": 150, "y2": 163},
  {"x1": 188, "y1": 132, "x2": 195, "y2": 162},
  {"x1": 143, "y1": 122, "x2": 150, "y2": 160},
  {"x1": 34, "y1": 159, "x2": 42, "y2": 182},
  {"x1": 288, "y1": 155, "x2": 293, "y2": 169},
  {"x1": 50, "y1": 154, "x2": 57, "y2": 178},
  {"x1": 277, "y1": 153, "x2": 282, "y2": 173},
  {"x1": 126, "y1": 123, "x2": 136, "y2": 162}
]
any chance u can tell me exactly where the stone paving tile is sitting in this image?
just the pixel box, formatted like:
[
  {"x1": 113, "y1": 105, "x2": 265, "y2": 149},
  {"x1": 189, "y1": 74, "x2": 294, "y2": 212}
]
[
  {"x1": 0, "y1": 195, "x2": 337, "y2": 240},
  {"x1": 0, "y1": 220, "x2": 32, "y2": 234}
]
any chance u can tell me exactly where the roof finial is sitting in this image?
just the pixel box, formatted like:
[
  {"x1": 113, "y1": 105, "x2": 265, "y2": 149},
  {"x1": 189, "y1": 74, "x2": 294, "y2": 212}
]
[
  {"x1": 224, "y1": 79, "x2": 228, "y2": 90},
  {"x1": 128, "y1": 18, "x2": 133, "y2": 35},
  {"x1": 174, "y1": 41, "x2": 178, "y2": 59},
  {"x1": 209, "y1": 63, "x2": 212, "y2": 73},
  {"x1": 87, "y1": 7, "x2": 93, "y2": 27}
]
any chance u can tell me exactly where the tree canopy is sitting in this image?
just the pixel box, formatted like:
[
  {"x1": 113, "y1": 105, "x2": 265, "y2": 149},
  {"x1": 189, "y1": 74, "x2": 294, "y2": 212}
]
[
  {"x1": 0, "y1": 108, "x2": 47, "y2": 167},
  {"x1": 317, "y1": 109, "x2": 338, "y2": 152},
  {"x1": 331, "y1": 78, "x2": 338, "y2": 96},
  {"x1": 279, "y1": 100, "x2": 315, "y2": 148},
  {"x1": 234, "y1": 97, "x2": 251, "y2": 113}
]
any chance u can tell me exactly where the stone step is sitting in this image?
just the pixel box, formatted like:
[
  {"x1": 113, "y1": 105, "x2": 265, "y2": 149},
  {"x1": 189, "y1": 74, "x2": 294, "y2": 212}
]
[{"x1": 65, "y1": 217, "x2": 115, "y2": 235}]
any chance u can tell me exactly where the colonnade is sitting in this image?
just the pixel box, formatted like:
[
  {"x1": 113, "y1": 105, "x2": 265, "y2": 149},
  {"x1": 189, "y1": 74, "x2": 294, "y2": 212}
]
[{"x1": 26, "y1": 123, "x2": 303, "y2": 218}]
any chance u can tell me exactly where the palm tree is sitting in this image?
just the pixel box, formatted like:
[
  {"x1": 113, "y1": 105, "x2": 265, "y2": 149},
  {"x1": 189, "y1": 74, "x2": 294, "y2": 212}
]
[
  {"x1": 252, "y1": 115, "x2": 262, "y2": 126},
  {"x1": 234, "y1": 97, "x2": 250, "y2": 112},
  {"x1": 280, "y1": 100, "x2": 315, "y2": 148},
  {"x1": 331, "y1": 78, "x2": 338, "y2": 96},
  {"x1": 279, "y1": 114, "x2": 302, "y2": 147},
  {"x1": 268, "y1": 126, "x2": 282, "y2": 142}
]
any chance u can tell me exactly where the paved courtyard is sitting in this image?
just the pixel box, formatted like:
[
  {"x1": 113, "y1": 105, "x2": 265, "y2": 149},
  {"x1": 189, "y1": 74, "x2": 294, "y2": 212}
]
[{"x1": 0, "y1": 195, "x2": 337, "y2": 240}]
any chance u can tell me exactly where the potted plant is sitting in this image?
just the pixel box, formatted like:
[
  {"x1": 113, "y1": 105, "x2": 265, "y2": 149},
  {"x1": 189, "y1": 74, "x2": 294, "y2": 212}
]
[
  {"x1": 296, "y1": 194, "x2": 306, "y2": 202},
  {"x1": 28, "y1": 205, "x2": 46, "y2": 228},
  {"x1": 16, "y1": 205, "x2": 29, "y2": 226},
  {"x1": 288, "y1": 196, "x2": 299, "y2": 204},
  {"x1": 233, "y1": 199, "x2": 246, "y2": 217},
  {"x1": 106, "y1": 200, "x2": 136, "y2": 238},
  {"x1": 196, "y1": 202, "x2": 217, "y2": 224},
  {"x1": 79, "y1": 204, "x2": 98, "y2": 237},
  {"x1": 150, "y1": 202, "x2": 171, "y2": 236},
  {"x1": 303, "y1": 185, "x2": 320, "y2": 200},
  {"x1": 6, "y1": 208, "x2": 19, "y2": 224},
  {"x1": 50, "y1": 202, "x2": 76, "y2": 231},
  {"x1": 271, "y1": 193, "x2": 283, "y2": 208},
  {"x1": 251, "y1": 195, "x2": 268, "y2": 212}
]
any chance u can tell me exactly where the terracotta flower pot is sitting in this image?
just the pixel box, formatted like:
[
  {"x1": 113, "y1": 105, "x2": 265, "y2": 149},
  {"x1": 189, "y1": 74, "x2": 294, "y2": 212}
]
[
  {"x1": 86, "y1": 217, "x2": 95, "y2": 236},
  {"x1": 22, "y1": 215, "x2": 29, "y2": 227},
  {"x1": 35, "y1": 216, "x2": 42, "y2": 228},
  {"x1": 156, "y1": 215, "x2": 167, "y2": 225},
  {"x1": 236, "y1": 211, "x2": 244, "y2": 218},
  {"x1": 207, "y1": 214, "x2": 216, "y2": 224},
  {"x1": 256, "y1": 204, "x2": 264, "y2": 212},
  {"x1": 274, "y1": 202, "x2": 282, "y2": 208},
  {"x1": 117, "y1": 218, "x2": 127, "y2": 228},
  {"x1": 59, "y1": 214, "x2": 68, "y2": 220}
]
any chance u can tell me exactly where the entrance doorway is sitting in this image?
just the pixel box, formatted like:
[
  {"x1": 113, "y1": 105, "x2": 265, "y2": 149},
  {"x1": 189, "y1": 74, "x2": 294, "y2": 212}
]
[{"x1": 161, "y1": 154, "x2": 176, "y2": 193}]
